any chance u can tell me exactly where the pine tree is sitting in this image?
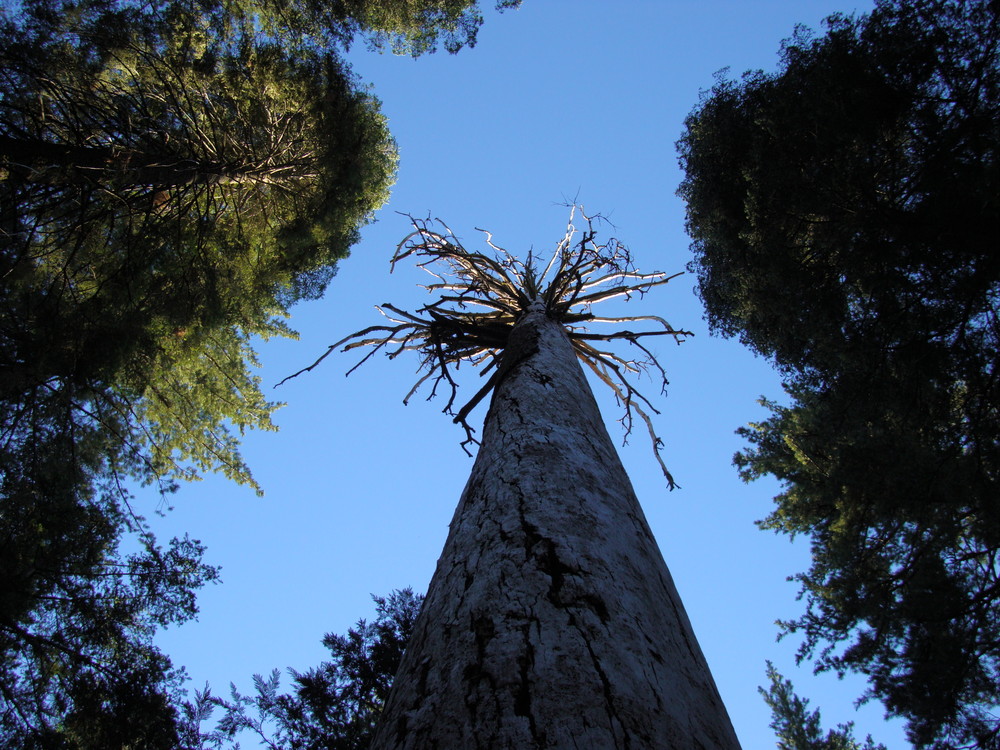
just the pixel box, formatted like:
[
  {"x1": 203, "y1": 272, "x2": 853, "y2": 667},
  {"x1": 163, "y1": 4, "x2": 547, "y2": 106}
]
[
  {"x1": 760, "y1": 662, "x2": 887, "y2": 750},
  {"x1": 677, "y1": 1, "x2": 999, "y2": 746},
  {"x1": 0, "y1": 2, "x2": 397, "y2": 742}
]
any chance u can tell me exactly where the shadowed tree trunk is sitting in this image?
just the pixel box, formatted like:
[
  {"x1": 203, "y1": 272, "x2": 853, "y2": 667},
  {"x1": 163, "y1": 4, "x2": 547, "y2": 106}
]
[{"x1": 370, "y1": 300, "x2": 741, "y2": 749}]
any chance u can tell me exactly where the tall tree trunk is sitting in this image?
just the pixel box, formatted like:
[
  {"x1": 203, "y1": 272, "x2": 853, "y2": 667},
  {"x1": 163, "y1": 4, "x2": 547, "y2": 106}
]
[{"x1": 371, "y1": 301, "x2": 742, "y2": 749}]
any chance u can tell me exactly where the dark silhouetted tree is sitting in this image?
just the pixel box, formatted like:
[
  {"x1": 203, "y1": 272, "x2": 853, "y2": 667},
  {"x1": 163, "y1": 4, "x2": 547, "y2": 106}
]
[
  {"x1": 185, "y1": 589, "x2": 423, "y2": 749},
  {"x1": 677, "y1": 0, "x2": 999, "y2": 746},
  {"x1": 760, "y1": 663, "x2": 888, "y2": 750}
]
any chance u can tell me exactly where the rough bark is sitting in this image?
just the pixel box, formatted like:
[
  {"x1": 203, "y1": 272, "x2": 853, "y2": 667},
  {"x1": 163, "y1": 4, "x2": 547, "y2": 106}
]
[{"x1": 371, "y1": 301, "x2": 742, "y2": 750}]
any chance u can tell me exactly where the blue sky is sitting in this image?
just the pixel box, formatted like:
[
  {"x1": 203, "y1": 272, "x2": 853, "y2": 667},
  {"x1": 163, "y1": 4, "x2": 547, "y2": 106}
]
[{"x1": 153, "y1": 2, "x2": 911, "y2": 746}]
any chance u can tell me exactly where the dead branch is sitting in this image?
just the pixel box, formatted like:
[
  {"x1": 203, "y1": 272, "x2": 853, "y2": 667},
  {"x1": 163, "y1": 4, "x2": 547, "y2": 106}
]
[{"x1": 280, "y1": 207, "x2": 690, "y2": 487}]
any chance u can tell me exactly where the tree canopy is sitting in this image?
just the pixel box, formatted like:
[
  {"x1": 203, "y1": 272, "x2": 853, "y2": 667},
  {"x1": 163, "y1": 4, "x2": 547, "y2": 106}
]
[
  {"x1": 277, "y1": 0, "x2": 525, "y2": 55},
  {"x1": 0, "y1": 0, "x2": 526, "y2": 742},
  {"x1": 284, "y1": 209, "x2": 691, "y2": 486},
  {"x1": 678, "y1": 0, "x2": 999, "y2": 747}
]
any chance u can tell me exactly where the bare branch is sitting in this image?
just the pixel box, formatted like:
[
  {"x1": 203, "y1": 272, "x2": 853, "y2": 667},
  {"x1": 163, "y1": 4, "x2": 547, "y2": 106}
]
[
  {"x1": 281, "y1": 207, "x2": 687, "y2": 484},
  {"x1": 576, "y1": 348, "x2": 677, "y2": 490}
]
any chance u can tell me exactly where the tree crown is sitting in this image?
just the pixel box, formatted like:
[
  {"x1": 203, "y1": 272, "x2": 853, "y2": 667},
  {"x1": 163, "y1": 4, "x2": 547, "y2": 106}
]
[{"x1": 283, "y1": 207, "x2": 692, "y2": 487}]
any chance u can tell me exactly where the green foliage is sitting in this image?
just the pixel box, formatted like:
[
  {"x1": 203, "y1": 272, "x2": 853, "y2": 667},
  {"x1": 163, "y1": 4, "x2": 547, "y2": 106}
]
[
  {"x1": 0, "y1": 483, "x2": 220, "y2": 748},
  {"x1": 0, "y1": 0, "x2": 400, "y2": 742},
  {"x1": 678, "y1": 1, "x2": 999, "y2": 747},
  {"x1": 0, "y1": 0, "x2": 523, "y2": 739},
  {"x1": 0, "y1": 3, "x2": 396, "y2": 486},
  {"x1": 761, "y1": 662, "x2": 887, "y2": 750},
  {"x1": 265, "y1": 0, "x2": 525, "y2": 56},
  {"x1": 187, "y1": 589, "x2": 423, "y2": 749}
]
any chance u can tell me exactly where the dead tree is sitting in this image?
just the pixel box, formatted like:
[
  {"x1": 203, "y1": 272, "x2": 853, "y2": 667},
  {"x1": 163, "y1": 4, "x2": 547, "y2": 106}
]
[{"x1": 288, "y1": 208, "x2": 742, "y2": 749}]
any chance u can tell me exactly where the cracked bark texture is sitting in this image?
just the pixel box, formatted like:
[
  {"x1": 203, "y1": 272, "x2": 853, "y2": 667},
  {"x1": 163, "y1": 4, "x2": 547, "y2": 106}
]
[{"x1": 370, "y1": 302, "x2": 742, "y2": 750}]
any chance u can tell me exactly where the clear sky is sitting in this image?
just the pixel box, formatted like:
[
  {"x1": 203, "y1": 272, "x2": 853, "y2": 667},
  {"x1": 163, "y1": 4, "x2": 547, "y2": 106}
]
[{"x1": 153, "y1": 2, "x2": 911, "y2": 747}]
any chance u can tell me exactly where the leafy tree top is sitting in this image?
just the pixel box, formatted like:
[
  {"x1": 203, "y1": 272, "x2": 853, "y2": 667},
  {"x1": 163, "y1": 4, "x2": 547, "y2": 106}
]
[
  {"x1": 677, "y1": 1, "x2": 1000, "y2": 746},
  {"x1": 678, "y1": 0, "x2": 998, "y2": 377},
  {"x1": 0, "y1": 0, "x2": 397, "y2": 490},
  {"x1": 0, "y1": 0, "x2": 419, "y2": 742}
]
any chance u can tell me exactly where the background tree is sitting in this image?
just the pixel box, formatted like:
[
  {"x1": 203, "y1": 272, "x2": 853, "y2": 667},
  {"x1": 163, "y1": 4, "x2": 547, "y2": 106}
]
[
  {"x1": 288, "y1": 210, "x2": 741, "y2": 748},
  {"x1": 760, "y1": 663, "x2": 888, "y2": 750},
  {"x1": 677, "y1": 0, "x2": 999, "y2": 747},
  {"x1": 185, "y1": 589, "x2": 423, "y2": 749}
]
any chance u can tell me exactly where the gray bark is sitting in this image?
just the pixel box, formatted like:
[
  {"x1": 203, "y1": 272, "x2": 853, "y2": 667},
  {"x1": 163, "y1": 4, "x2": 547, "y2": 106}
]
[{"x1": 371, "y1": 301, "x2": 742, "y2": 749}]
